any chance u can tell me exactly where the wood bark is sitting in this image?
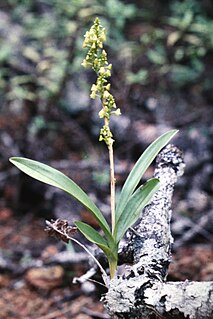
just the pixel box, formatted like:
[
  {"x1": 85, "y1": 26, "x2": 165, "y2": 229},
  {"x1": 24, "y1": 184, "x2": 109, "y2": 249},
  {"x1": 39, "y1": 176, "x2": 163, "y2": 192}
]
[{"x1": 104, "y1": 144, "x2": 213, "y2": 319}]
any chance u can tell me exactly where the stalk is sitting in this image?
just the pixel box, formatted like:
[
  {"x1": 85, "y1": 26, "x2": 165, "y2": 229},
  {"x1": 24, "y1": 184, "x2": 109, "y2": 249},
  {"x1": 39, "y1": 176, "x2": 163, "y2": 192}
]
[
  {"x1": 104, "y1": 117, "x2": 116, "y2": 233},
  {"x1": 109, "y1": 144, "x2": 115, "y2": 233},
  {"x1": 109, "y1": 258, "x2": 117, "y2": 279}
]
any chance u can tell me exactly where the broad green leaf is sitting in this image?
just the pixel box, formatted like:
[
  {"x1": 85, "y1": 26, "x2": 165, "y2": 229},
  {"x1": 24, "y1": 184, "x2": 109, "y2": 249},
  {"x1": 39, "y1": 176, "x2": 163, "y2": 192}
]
[
  {"x1": 115, "y1": 129, "x2": 178, "y2": 223},
  {"x1": 114, "y1": 178, "x2": 160, "y2": 243},
  {"x1": 75, "y1": 221, "x2": 117, "y2": 261},
  {"x1": 9, "y1": 157, "x2": 111, "y2": 238}
]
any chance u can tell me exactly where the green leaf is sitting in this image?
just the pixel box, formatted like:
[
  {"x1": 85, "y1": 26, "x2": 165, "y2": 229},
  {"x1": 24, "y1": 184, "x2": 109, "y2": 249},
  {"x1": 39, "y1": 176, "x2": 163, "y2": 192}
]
[
  {"x1": 115, "y1": 129, "x2": 178, "y2": 223},
  {"x1": 114, "y1": 178, "x2": 160, "y2": 243},
  {"x1": 75, "y1": 221, "x2": 108, "y2": 246},
  {"x1": 9, "y1": 157, "x2": 111, "y2": 238},
  {"x1": 75, "y1": 221, "x2": 117, "y2": 261}
]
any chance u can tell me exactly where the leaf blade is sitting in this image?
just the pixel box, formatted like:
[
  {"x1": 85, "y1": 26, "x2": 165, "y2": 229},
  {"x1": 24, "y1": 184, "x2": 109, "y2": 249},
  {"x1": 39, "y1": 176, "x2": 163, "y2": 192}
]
[
  {"x1": 75, "y1": 221, "x2": 117, "y2": 261},
  {"x1": 9, "y1": 157, "x2": 111, "y2": 236},
  {"x1": 114, "y1": 178, "x2": 160, "y2": 243},
  {"x1": 75, "y1": 221, "x2": 108, "y2": 246},
  {"x1": 115, "y1": 129, "x2": 178, "y2": 222}
]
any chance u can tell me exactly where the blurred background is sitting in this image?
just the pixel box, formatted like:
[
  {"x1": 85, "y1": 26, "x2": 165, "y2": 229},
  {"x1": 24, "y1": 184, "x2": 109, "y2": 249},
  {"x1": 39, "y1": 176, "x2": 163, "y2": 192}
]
[{"x1": 0, "y1": 1, "x2": 212, "y2": 318}]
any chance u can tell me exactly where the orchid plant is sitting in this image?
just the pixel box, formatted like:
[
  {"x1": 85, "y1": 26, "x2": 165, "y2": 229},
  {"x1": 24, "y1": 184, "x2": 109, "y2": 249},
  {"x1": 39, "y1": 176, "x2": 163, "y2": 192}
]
[{"x1": 10, "y1": 18, "x2": 177, "y2": 281}]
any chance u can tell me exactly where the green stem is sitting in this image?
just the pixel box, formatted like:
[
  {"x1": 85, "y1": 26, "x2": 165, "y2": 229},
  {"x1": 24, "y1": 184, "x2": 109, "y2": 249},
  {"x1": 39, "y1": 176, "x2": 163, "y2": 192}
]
[
  {"x1": 109, "y1": 258, "x2": 117, "y2": 279},
  {"x1": 109, "y1": 143, "x2": 115, "y2": 233},
  {"x1": 104, "y1": 117, "x2": 116, "y2": 234}
]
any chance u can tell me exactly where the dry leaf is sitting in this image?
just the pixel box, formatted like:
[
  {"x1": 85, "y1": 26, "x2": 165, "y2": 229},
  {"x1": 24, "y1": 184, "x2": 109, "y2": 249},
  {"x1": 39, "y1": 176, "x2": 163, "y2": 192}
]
[{"x1": 45, "y1": 219, "x2": 77, "y2": 243}]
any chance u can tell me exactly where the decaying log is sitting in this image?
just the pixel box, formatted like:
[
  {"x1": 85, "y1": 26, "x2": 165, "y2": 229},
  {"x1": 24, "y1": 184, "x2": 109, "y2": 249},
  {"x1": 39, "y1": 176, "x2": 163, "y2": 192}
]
[
  {"x1": 104, "y1": 144, "x2": 213, "y2": 319},
  {"x1": 104, "y1": 276, "x2": 213, "y2": 319}
]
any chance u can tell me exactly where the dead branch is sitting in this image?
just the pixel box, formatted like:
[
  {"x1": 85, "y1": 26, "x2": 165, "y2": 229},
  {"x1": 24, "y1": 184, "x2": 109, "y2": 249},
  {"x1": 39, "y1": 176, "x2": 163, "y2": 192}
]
[{"x1": 173, "y1": 210, "x2": 213, "y2": 249}]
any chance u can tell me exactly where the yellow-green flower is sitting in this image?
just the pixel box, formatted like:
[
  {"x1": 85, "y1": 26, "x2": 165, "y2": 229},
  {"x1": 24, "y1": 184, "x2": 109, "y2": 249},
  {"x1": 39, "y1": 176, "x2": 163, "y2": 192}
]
[{"x1": 82, "y1": 17, "x2": 121, "y2": 146}]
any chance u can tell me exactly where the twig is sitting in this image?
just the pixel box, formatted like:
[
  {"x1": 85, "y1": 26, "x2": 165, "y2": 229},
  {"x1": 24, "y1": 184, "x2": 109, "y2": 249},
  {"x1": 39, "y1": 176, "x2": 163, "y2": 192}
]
[
  {"x1": 82, "y1": 306, "x2": 110, "y2": 319},
  {"x1": 36, "y1": 297, "x2": 92, "y2": 319},
  {"x1": 73, "y1": 267, "x2": 96, "y2": 284},
  {"x1": 36, "y1": 306, "x2": 73, "y2": 319},
  {"x1": 69, "y1": 238, "x2": 108, "y2": 285},
  {"x1": 174, "y1": 210, "x2": 213, "y2": 249}
]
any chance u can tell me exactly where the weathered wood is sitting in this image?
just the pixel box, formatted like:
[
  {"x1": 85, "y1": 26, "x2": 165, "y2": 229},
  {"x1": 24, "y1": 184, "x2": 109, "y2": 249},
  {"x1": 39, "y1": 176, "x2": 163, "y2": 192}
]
[
  {"x1": 104, "y1": 276, "x2": 213, "y2": 319},
  {"x1": 104, "y1": 144, "x2": 213, "y2": 319}
]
